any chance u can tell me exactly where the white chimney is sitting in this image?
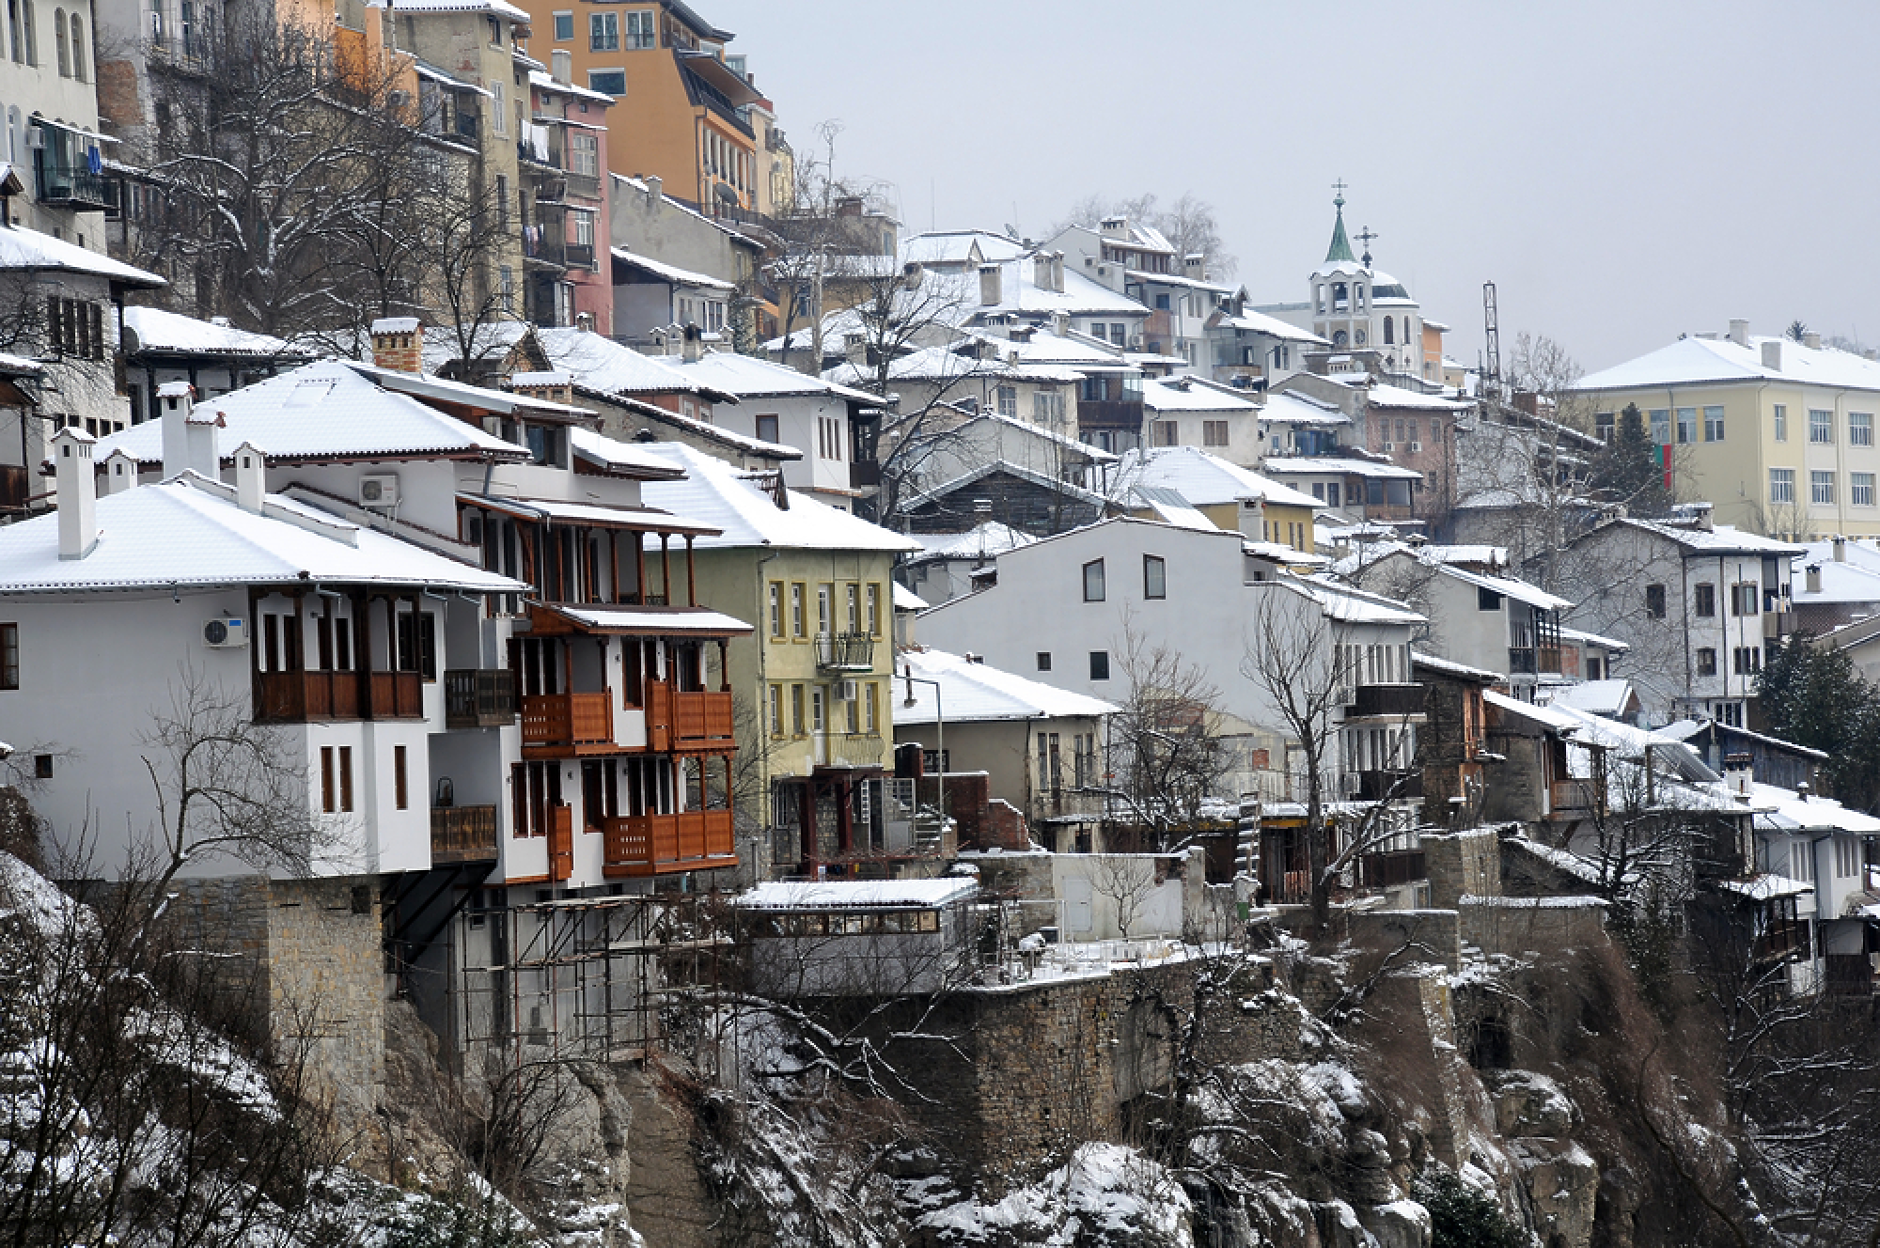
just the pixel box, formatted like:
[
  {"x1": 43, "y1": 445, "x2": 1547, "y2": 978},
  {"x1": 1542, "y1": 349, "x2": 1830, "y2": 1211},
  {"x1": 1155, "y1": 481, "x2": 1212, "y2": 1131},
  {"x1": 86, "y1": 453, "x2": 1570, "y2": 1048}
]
[
  {"x1": 1833, "y1": 535, "x2": 1847, "y2": 562},
  {"x1": 551, "y1": 48, "x2": 572, "y2": 84},
  {"x1": 979, "y1": 262, "x2": 1002, "y2": 307},
  {"x1": 158, "y1": 380, "x2": 195, "y2": 477},
  {"x1": 1805, "y1": 331, "x2": 1822, "y2": 350},
  {"x1": 1050, "y1": 250, "x2": 1065, "y2": 293},
  {"x1": 99, "y1": 449, "x2": 137, "y2": 495},
  {"x1": 1032, "y1": 253, "x2": 1052, "y2": 292},
  {"x1": 234, "y1": 441, "x2": 266, "y2": 513},
  {"x1": 53, "y1": 427, "x2": 98, "y2": 561},
  {"x1": 1806, "y1": 563, "x2": 1822, "y2": 594},
  {"x1": 1728, "y1": 318, "x2": 1749, "y2": 347},
  {"x1": 1762, "y1": 340, "x2": 1783, "y2": 371},
  {"x1": 682, "y1": 322, "x2": 702, "y2": 363},
  {"x1": 644, "y1": 175, "x2": 663, "y2": 201}
]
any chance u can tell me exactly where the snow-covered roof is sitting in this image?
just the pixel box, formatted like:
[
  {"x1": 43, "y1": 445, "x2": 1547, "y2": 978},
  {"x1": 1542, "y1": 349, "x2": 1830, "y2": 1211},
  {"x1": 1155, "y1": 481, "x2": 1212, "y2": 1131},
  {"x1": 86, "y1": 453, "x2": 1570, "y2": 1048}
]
[
  {"x1": 910, "y1": 520, "x2": 1035, "y2": 564},
  {"x1": 1546, "y1": 679, "x2": 1636, "y2": 717},
  {"x1": 1112, "y1": 446, "x2": 1323, "y2": 511},
  {"x1": 1366, "y1": 383, "x2": 1470, "y2": 412},
  {"x1": 893, "y1": 647, "x2": 1117, "y2": 725},
  {"x1": 1559, "y1": 626, "x2": 1630, "y2": 653},
  {"x1": 1484, "y1": 688, "x2": 1584, "y2": 734},
  {"x1": 666, "y1": 348, "x2": 881, "y2": 405},
  {"x1": 0, "y1": 474, "x2": 524, "y2": 594},
  {"x1": 1598, "y1": 517, "x2": 1806, "y2": 557},
  {"x1": 392, "y1": 0, "x2": 530, "y2": 19},
  {"x1": 1259, "y1": 456, "x2": 1423, "y2": 481},
  {"x1": 1125, "y1": 267, "x2": 1234, "y2": 294},
  {"x1": 96, "y1": 360, "x2": 530, "y2": 466},
  {"x1": 638, "y1": 441, "x2": 920, "y2": 553},
  {"x1": 737, "y1": 877, "x2": 978, "y2": 910},
  {"x1": 535, "y1": 604, "x2": 751, "y2": 636},
  {"x1": 943, "y1": 410, "x2": 1117, "y2": 462},
  {"x1": 1577, "y1": 333, "x2": 1880, "y2": 394},
  {"x1": 1750, "y1": 781, "x2": 1880, "y2": 835},
  {"x1": 1283, "y1": 576, "x2": 1423, "y2": 627},
  {"x1": 893, "y1": 582, "x2": 927, "y2": 611},
  {"x1": 1716, "y1": 873, "x2": 1814, "y2": 901},
  {"x1": 1792, "y1": 540, "x2": 1880, "y2": 605},
  {"x1": 1213, "y1": 308, "x2": 1329, "y2": 345},
  {"x1": 461, "y1": 492, "x2": 718, "y2": 536},
  {"x1": 0, "y1": 222, "x2": 164, "y2": 287},
  {"x1": 1428, "y1": 560, "x2": 1574, "y2": 612},
  {"x1": 568, "y1": 426, "x2": 688, "y2": 479},
  {"x1": 1130, "y1": 486, "x2": 1216, "y2": 532},
  {"x1": 1412, "y1": 650, "x2": 1504, "y2": 683},
  {"x1": 528, "y1": 69, "x2": 614, "y2": 105},
  {"x1": 123, "y1": 307, "x2": 306, "y2": 360},
  {"x1": 1257, "y1": 389, "x2": 1351, "y2": 426},
  {"x1": 900, "y1": 458, "x2": 1111, "y2": 515},
  {"x1": 609, "y1": 248, "x2": 735, "y2": 291},
  {"x1": 899, "y1": 229, "x2": 1030, "y2": 267},
  {"x1": 823, "y1": 344, "x2": 1082, "y2": 388},
  {"x1": 1243, "y1": 538, "x2": 1327, "y2": 566},
  {"x1": 1140, "y1": 377, "x2": 1260, "y2": 414}
]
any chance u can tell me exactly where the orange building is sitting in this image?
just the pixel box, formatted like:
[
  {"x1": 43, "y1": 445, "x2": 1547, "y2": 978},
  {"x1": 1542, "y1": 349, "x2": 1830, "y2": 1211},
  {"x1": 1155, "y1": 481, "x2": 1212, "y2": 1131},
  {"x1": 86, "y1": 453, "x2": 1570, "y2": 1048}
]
[{"x1": 517, "y1": 0, "x2": 762, "y2": 218}]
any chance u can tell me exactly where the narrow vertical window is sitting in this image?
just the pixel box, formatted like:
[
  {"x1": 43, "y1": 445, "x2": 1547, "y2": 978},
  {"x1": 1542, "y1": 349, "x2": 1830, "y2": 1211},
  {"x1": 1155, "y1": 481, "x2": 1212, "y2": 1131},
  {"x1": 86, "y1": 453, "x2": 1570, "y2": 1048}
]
[
  {"x1": 1082, "y1": 559, "x2": 1105, "y2": 602},
  {"x1": 338, "y1": 746, "x2": 354, "y2": 812},
  {"x1": 1143, "y1": 555, "x2": 1166, "y2": 600},
  {"x1": 393, "y1": 745, "x2": 408, "y2": 810},
  {"x1": 0, "y1": 622, "x2": 16, "y2": 689},
  {"x1": 320, "y1": 747, "x2": 336, "y2": 813}
]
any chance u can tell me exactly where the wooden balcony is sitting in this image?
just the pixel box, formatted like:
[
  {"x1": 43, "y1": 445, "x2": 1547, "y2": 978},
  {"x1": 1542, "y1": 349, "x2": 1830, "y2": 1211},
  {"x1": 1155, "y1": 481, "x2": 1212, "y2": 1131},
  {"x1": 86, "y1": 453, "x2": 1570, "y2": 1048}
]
[
  {"x1": 1549, "y1": 779, "x2": 1598, "y2": 815},
  {"x1": 645, "y1": 681, "x2": 735, "y2": 753},
  {"x1": 521, "y1": 691, "x2": 614, "y2": 754},
  {"x1": 1360, "y1": 848, "x2": 1427, "y2": 889},
  {"x1": 254, "y1": 669, "x2": 421, "y2": 722},
  {"x1": 431, "y1": 805, "x2": 498, "y2": 864},
  {"x1": 603, "y1": 810, "x2": 736, "y2": 876},
  {"x1": 445, "y1": 669, "x2": 517, "y2": 729}
]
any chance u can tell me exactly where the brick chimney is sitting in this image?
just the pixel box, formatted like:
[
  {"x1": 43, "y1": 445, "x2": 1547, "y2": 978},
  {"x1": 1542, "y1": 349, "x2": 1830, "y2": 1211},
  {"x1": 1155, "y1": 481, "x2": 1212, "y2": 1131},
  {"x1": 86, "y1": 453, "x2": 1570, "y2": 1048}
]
[
  {"x1": 370, "y1": 317, "x2": 423, "y2": 373},
  {"x1": 53, "y1": 427, "x2": 98, "y2": 560},
  {"x1": 511, "y1": 370, "x2": 575, "y2": 406}
]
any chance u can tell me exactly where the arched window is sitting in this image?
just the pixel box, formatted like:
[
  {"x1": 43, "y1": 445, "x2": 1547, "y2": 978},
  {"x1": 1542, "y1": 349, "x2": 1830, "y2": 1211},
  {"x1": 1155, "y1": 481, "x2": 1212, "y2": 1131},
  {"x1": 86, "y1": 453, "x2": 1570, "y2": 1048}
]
[
  {"x1": 21, "y1": 0, "x2": 36, "y2": 67},
  {"x1": 5, "y1": 107, "x2": 17, "y2": 166},
  {"x1": 1383, "y1": 316, "x2": 1394, "y2": 345},
  {"x1": 1332, "y1": 330, "x2": 1349, "y2": 348},
  {"x1": 68, "y1": 11, "x2": 81, "y2": 80},
  {"x1": 1355, "y1": 328, "x2": 1367, "y2": 346},
  {"x1": 1332, "y1": 281, "x2": 1348, "y2": 313},
  {"x1": 52, "y1": 6, "x2": 65, "y2": 75}
]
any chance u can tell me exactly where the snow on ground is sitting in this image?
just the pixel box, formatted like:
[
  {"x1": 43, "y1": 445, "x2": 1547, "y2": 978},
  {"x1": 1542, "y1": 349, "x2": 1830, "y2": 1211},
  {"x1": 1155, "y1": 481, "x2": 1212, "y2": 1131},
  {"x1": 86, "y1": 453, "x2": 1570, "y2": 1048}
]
[{"x1": 918, "y1": 1142, "x2": 1194, "y2": 1246}]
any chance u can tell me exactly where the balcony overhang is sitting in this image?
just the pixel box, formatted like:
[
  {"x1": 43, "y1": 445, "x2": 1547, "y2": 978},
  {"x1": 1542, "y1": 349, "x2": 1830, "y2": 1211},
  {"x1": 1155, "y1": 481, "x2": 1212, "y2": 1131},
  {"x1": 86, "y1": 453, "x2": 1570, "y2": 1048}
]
[{"x1": 532, "y1": 601, "x2": 751, "y2": 637}]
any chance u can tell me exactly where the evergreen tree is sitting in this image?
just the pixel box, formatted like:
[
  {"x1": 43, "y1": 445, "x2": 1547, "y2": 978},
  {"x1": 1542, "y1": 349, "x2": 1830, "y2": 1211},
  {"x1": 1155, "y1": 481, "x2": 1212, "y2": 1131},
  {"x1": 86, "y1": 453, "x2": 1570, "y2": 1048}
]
[
  {"x1": 1758, "y1": 636, "x2": 1880, "y2": 811},
  {"x1": 1587, "y1": 403, "x2": 1673, "y2": 517}
]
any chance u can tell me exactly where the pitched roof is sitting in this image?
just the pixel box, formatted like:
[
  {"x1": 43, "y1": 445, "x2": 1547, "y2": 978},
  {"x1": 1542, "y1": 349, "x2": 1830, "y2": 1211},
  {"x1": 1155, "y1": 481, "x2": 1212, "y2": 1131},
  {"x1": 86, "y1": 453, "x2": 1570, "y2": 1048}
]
[
  {"x1": 1213, "y1": 308, "x2": 1329, "y2": 345},
  {"x1": 1258, "y1": 455, "x2": 1422, "y2": 481},
  {"x1": 1595, "y1": 517, "x2": 1806, "y2": 557},
  {"x1": 1577, "y1": 333, "x2": 1880, "y2": 394},
  {"x1": 637, "y1": 441, "x2": 920, "y2": 552},
  {"x1": 96, "y1": 360, "x2": 529, "y2": 466},
  {"x1": 899, "y1": 458, "x2": 1111, "y2": 514},
  {"x1": 665, "y1": 348, "x2": 882, "y2": 405},
  {"x1": 0, "y1": 223, "x2": 165, "y2": 287},
  {"x1": 568, "y1": 426, "x2": 688, "y2": 479},
  {"x1": 609, "y1": 247, "x2": 735, "y2": 291},
  {"x1": 736, "y1": 878, "x2": 977, "y2": 909},
  {"x1": 1112, "y1": 446, "x2": 1322, "y2": 510},
  {"x1": 892, "y1": 647, "x2": 1117, "y2": 725},
  {"x1": 1140, "y1": 377, "x2": 1261, "y2": 414},
  {"x1": 123, "y1": 307, "x2": 307, "y2": 360},
  {"x1": 0, "y1": 475, "x2": 523, "y2": 594},
  {"x1": 910, "y1": 520, "x2": 1035, "y2": 564}
]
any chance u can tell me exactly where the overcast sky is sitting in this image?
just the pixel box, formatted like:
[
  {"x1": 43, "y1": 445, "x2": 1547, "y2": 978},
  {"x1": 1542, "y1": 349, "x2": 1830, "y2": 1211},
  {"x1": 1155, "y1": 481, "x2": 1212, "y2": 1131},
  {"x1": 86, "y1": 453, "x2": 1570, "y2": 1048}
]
[{"x1": 706, "y1": 0, "x2": 1880, "y2": 375}]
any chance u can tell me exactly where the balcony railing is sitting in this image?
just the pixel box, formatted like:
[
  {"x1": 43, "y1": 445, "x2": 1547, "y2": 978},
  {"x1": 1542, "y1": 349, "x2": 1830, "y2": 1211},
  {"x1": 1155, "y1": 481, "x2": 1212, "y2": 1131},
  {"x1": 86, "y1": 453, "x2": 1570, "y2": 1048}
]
[
  {"x1": 1549, "y1": 779, "x2": 1597, "y2": 814},
  {"x1": 36, "y1": 165, "x2": 114, "y2": 212},
  {"x1": 254, "y1": 669, "x2": 421, "y2": 722},
  {"x1": 603, "y1": 809, "x2": 736, "y2": 876},
  {"x1": 1348, "y1": 683, "x2": 1425, "y2": 718},
  {"x1": 521, "y1": 691, "x2": 614, "y2": 751},
  {"x1": 431, "y1": 805, "x2": 498, "y2": 864},
  {"x1": 445, "y1": 669, "x2": 517, "y2": 729},
  {"x1": 564, "y1": 242, "x2": 596, "y2": 270},
  {"x1": 1507, "y1": 647, "x2": 1564, "y2": 676},
  {"x1": 645, "y1": 681, "x2": 735, "y2": 752},
  {"x1": 1360, "y1": 848, "x2": 1427, "y2": 889},
  {"x1": 1355, "y1": 769, "x2": 1423, "y2": 801},
  {"x1": 815, "y1": 632, "x2": 875, "y2": 673}
]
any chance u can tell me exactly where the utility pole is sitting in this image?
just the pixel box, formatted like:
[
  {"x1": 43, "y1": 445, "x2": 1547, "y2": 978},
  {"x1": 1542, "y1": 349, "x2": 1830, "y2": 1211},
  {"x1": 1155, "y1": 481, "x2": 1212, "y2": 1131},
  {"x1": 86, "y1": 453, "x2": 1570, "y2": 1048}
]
[{"x1": 1482, "y1": 280, "x2": 1502, "y2": 410}]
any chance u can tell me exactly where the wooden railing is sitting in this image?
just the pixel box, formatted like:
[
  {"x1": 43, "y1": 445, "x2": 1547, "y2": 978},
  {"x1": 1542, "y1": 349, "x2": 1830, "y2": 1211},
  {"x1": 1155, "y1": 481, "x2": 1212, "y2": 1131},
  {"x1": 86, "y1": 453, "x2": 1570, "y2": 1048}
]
[
  {"x1": 603, "y1": 810, "x2": 736, "y2": 876},
  {"x1": 431, "y1": 805, "x2": 498, "y2": 863},
  {"x1": 520, "y1": 692, "x2": 614, "y2": 749},
  {"x1": 255, "y1": 669, "x2": 419, "y2": 721},
  {"x1": 645, "y1": 682, "x2": 734, "y2": 751},
  {"x1": 445, "y1": 669, "x2": 517, "y2": 728},
  {"x1": 1549, "y1": 780, "x2": 1597, "y2": 814}
]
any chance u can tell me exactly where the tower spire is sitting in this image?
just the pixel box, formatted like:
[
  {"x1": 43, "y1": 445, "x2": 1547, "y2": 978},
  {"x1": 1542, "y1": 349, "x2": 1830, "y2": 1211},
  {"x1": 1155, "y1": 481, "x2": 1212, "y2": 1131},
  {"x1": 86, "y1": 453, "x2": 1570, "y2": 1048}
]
[{"x1": 1324, "y1": 181, "x2": 1355, "y2": 264}]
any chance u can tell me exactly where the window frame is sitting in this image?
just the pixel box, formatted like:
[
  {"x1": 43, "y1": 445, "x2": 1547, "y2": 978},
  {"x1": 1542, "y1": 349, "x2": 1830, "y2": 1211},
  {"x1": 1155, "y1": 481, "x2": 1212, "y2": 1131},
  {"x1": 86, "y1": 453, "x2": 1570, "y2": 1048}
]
[
  {"x1": 1082, "y1": 558, "x2": 1105, "y2": 603},
  {"x1": 1770, "y1": 467, "x2": 1795, "y2": 504},
  {"x1": 0, "y1": 621, "x2": 15, "y2": 689},
  {"x1": 1810, "y1": 408, "x2": 1834, "y2": 444},
  {"x1": 1645, "y1": 584, "x2": 1667, "y2": 619},
  {"x1": 1812, "y1": 470, "x2": 1835, "y2": 506},
  {"x1": 1143, "y1": 554, "x2": 1166, "y2": 600},
  {"x1": 1089, "y1": 650, "x2": 1110, "y2": 681}
]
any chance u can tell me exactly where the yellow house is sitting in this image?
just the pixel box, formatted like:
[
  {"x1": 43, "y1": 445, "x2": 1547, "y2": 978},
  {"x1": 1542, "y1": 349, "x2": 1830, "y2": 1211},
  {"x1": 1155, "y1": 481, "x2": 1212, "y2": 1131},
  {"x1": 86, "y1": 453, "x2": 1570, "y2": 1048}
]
[
  {"x1": 630, "y1": 441, "x2": 920, "y2": 876},
  {"x1": 1577, "y1": 323, "x2": 1880, "y2": 539},
  {"x1": 514, "y1": 0, "x2": 763, "y2": 218}
]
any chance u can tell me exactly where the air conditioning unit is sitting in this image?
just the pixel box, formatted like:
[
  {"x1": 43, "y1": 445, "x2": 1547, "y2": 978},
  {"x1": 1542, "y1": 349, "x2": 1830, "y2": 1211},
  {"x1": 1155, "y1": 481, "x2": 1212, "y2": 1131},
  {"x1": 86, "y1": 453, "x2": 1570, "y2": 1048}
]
[
  {"x1": 358, "y1": 473, "x2": 400, "y2": 507},
  {"x1": 204, "y1": 616, "x2": 249, "y2": 648},
  {"x1": 1408, "y1": 441, "x2": 1422, "y2": 452},
  {"x1": 1380, "y1": 442, "x2": 1393, "y2": 453},
  {"x1": 835, "y1": 678, "x2": 860, "y2": 702}
]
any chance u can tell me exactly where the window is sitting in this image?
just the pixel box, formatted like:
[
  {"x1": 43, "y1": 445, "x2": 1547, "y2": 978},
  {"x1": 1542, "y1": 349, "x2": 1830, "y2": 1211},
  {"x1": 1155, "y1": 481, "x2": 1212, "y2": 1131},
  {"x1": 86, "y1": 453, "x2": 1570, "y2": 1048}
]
[
  {"x1": 1694, "y1": 583, "x2": 1715, "y2": 617},
  {"x1": 490, "y1": 82, "x2": 505, "y2": 135},
  {"x1": 624, "y1": 8, "x2": 655, "y2": 48},
  {"x1": 815, "y1": 584, "x2": 831, "y2": 636},
  {"x1": 1733, "y1": 646, "x2": 1763, "y2": 675},
  {"x1": 767, "y1": 581, "x2": 784, "y2": 638},
  {"x1": 52, "y1": 7, "x2": 64, "y2": 75},
  {"x1": 864, "y1": 682, "x2": 879, "y2": 734},
  {"x1": 486, "y1": 14, "x2": 501, "y2": 43},
  {"x1": 817, "y1": 415, "x2": 844, "y2": 461},
  {"x1": 552, "y1": 10, "x2": 572, "y2": 38},
  {"x1": 1857, "y1": 473, "x2": 1877, "y2": 507},
  {"x1": 1088, "y1": 322, "x2": 1105, "y2": 341},
  {"x1": 865, "y1": 584, "x2": 881, "y2": 637},
  {"x1": 755, "y1": 414, "x2": 778, "y2": 443},
  {"x1": 1649, "y1": 408, "x2": 1670, "y2": 444},
  {"x1": 1203, "y1": 420, "x2": 1229, "y2": 447},
  {"x1": 1770, "y1": 468, "x2": 1795, "y2": 504},
  {"x1": 845, "y1": 689, "x2": 859, "y2": 735},
  {"x1": 1813, "y1": 470, "x2": 1835, "y2": 505},
  {"x1": 589, "y1": 10, "x2": 617, "y2": 49},
  {"x1": 1089, "y1": 650, "x2": 1110, "y2": 681},
  {"x1": 1477, "y1": 586, "x2": 1503, "y2": 611},
  {"x1": 0, "y1": 622, "x2": 15, "y2": 689},
  {"x1": 844, "y1": 583, "x2": 860, "y2": 633},
  {"x1": 1696, "y1": 648, "x2": 1717, "y2": 677},
  {"x1": 1645, "y1": 584, "x2": 1666, "y2": 619},
  {"x1": 790, "y1": 684, "x2": 805, "y2": 735},
  {"x1": 1082, "y1": 559, "x2": 1105, "y2": 602},
  {"x1": 1838, "y1": 836, "x2": 1862, "y2": 879},
  {"x1": 588, "y1": 70, "x2": 625, "y2": 96},
  {"x1": 1110, "y1": 324, "x2": 1126, "y2": 346},
  {"x1": 1854, "y1": 412, "x2": 1875, "y2": 447},
  {"x1": 1675, "y1": 407, "x2": 1696, "y2": 444},
  {"x1": 68, "y1": 11, "x2": 80, "y2": 80},
  {"x1": 1773, "y1": 404, "x2": 1787, "y2": 441},
  {"x1": 810, "y1": 688, "x2": 825, "y2": 733},
  {"x1": 1811, "y1": 408, "x2": 1834, "y2": 444},
  {"x1": 1596, "y1": 411, "x2": 1615, "y2": 442},
  {"x1": 1703, "y1": 405, "x2": 1724, "y2": 442},
  {"x1": 995, "y1": 385, "x2": 1017, "y2": 417},
  {"x1": 394, "y1": 745, "x2": 408, "y2": 810},
  {"x1": 768, "y1": 684, "x2": 783, "y2": 736},
  {"x1": 1731, "y1": 582, "x2": 1761, "y2": 616},
  {"x1": 569, "y1": 131, "x2": 599, "y2": 177},
  {"x1": 320, "y1": 747, "x2": 336, "y2": 813},
  {"x1": 1152, "y1": 420, "x2": 1179, "y2": 447},
  {"x1": 790, "y1": 583, "x2": 805, "y2": 638},
  {"x1": 1036, "y1": 651, "x2": 1052, "y2": 672},
  {"x1": 1143, "y1": 554, "x2": 1166, "y2": 600}
]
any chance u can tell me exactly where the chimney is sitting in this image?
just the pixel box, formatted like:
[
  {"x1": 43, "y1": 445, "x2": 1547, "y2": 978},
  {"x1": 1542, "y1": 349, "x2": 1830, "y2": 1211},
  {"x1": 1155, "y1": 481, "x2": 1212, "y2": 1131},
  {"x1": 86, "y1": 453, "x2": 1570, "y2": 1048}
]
[
  {"x1": 551, "y1": 48, "x2": 572, "y2": 84},
  {"x1": 99, "y1": 448, "x2": 137, "y2": 495},
  {"x1": 1052, "y1": 310, "x2": 1070, "y2": 337},
  {"x1": 1804, "y1": 331, "x2": 1822, "y2": 350},
  {"x1": 1806, "y1": 563, "x2": 1822, "y2": 594},
  {"x1": 1833, "y1": 535, "x2": 1847, "y2": 562},
  {"x1": 1728, "y1": 318, "x2": 1749, "y2": 347},
  {"x1": 1185, "y1": 253, "x2": 1207, "y2": 281},
  {"x1": 1050, "y1": 250, "x2": 1064, "y2": 293},
  {"x1": 53, "y1": 427, "x2": 98, "y2": 560},
  {"x1": 978, "y1": 262, "x2": 1002, "y2": 307},
  {"x1": 1237, "y1": 497, "x2": 1264, "y2": 540},
  {"x1": 1032, "y1": 252, "x2": 1052, "y2": 292},
  {"x1": 682, "y1": 322, "x2": 702, "y2": 363},
  {"x1": 370, "y1": 317, "x2": 423, "y2": 373},
  {"x1": 574, "y1": 310, "x2": 594, "y2": 333},
  {"x1": 511, "y1": 369, "x2": 575, "y2": 406},
  {"x1": 1100, "y1": 215, "x2": 1127, "y2": 240},
  {"x1": 1723, "y1": 751, "x2": 1753, "y2": 799},
  {"x1": 233, "y1": 441, "x2": 266, "y2": 513},
  {"x1": 158, "y1": 381, "x2": 221, "y2": 478},
  {"x1": 644, "y1": 174, "x2": 663, "y2": 202},
  {"x1": 1762, "y1": 340, "x2": 1783, "y2": 371}
]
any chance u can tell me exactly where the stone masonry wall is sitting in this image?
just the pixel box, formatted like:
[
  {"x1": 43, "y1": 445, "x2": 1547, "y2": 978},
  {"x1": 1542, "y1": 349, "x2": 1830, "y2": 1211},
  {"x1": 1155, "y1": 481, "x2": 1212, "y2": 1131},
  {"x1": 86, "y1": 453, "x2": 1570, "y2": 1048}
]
[
  {"x1": 1461, "y1": 896, "x2": 1609, "y2": 957},
  {"x1": 1423, "y1": 827, "x2": 1502, "y2": 910}
]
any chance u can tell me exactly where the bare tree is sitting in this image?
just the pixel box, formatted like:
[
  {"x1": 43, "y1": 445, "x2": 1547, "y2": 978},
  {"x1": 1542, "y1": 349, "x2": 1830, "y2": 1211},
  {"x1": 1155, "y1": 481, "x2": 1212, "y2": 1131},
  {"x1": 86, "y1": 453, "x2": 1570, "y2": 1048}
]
[
  {"x1": 1097, "y1": 622, "x2": 1236, "y2": 852},
  {"x1": 1047, "y1": 192, "x2": 1236, "y2": 277},
  {"x1": 1090, "y1": 855, "x2": 1159, "y2": 941}
]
